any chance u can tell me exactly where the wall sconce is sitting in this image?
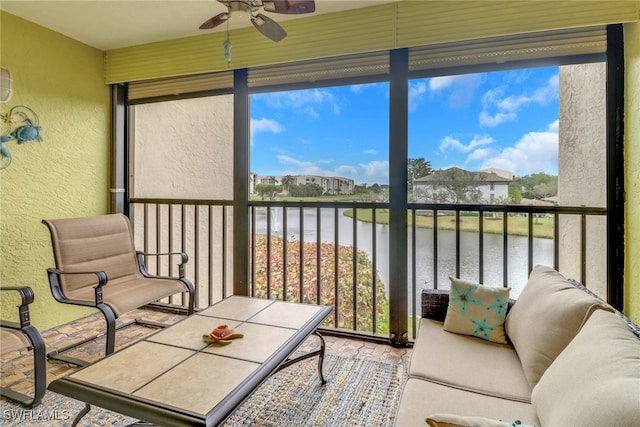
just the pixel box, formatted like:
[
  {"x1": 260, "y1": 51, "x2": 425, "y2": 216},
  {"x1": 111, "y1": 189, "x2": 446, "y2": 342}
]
[{"x1": 1, "y1": 67, "x2": 12, "y2": 103}]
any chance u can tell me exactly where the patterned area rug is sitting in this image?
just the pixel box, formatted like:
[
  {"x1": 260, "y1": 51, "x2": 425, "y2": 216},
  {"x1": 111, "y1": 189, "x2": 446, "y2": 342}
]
[{"x1": 1, "y1": 354, "x2": 407, "y2": 426}]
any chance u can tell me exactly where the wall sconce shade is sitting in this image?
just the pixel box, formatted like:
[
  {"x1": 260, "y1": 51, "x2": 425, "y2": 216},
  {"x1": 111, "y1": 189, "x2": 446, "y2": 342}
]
[{"x1": 0, "y1": 67, "x2": 12, "y2": 103}]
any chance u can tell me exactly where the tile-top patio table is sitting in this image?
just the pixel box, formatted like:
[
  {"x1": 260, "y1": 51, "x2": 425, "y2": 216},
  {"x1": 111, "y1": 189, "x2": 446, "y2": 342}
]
[{"x1": 48, "y1": 296, "x2": 332, "y2": 426}]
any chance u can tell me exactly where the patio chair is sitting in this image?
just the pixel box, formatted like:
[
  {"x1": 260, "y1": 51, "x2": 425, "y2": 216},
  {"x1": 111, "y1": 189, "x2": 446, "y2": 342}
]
[
  {"x1": 42, "y1": 213, "x2": 195, "y2": 366},
  {"x1": 0, "y1": 286, "x2": 46, "y2": 407}
]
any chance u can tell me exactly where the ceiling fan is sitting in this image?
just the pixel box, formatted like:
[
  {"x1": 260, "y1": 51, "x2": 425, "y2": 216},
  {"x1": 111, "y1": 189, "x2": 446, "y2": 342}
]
[{"x1": 199, "y1": 0, "x2": 316, "y2": 42}]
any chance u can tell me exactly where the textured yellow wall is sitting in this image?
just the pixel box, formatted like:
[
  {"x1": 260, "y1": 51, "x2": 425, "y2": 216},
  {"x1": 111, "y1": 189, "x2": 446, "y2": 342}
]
[
  {"x1": 0, "y1": 12, "x2": 110, "y2": 329},
  {"x1": 625, "y1": 21, "x2": 640, "y2": 324}
]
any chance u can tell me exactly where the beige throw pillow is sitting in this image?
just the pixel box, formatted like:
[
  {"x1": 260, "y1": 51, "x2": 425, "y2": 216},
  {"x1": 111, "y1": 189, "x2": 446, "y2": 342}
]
[
  {"x1": 532, "y1": 310, "x2": 640, "y2": 426},
  {"x1": 505, "y1": 265, "x2": 613, "y2": 388},
  {"x1": 443, "y1": 277, "x2": 510, "y2": 344}
]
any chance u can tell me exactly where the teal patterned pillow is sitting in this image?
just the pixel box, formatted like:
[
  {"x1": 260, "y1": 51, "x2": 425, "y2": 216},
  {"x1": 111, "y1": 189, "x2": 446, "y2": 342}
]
[{"x1": 443, "y1": 277, "x2": 511, "y2": 344}]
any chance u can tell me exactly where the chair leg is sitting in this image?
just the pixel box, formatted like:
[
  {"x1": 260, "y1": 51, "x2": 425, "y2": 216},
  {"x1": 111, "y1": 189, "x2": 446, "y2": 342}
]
[
  {"x1": 47, "y1": 306, "x2": 169, "y2": 367},
  {"x1": 0, "y1": 325, "x2": 46, "y2": 408},
  {"x1": 104, "y1": 305, "x2": 116, "y2": 355}
]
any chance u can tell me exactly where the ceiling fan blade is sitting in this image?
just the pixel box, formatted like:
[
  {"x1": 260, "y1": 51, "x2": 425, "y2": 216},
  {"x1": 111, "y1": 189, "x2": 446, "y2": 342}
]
[
  {"x1": 199, "y1": 12, "x2": 229, "y2": 30},
  {"x1": 262, "y1": 0, "x2": 315, "y2": 14},
  {"x1": 251, "y1": 13, "x2": 287, "y2": 42}
]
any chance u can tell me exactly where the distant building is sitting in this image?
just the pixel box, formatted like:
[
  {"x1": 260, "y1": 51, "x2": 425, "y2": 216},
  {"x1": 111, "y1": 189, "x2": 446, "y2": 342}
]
[
  {"x1": 251, "y1": 174, "x2": 355, "y2": 195},
  {"x1": 413, "y1": 167, "x2": 513, "y2": 204},
  {"x1": 480, "y1": 168, "x2": 516, "y2": 180}
]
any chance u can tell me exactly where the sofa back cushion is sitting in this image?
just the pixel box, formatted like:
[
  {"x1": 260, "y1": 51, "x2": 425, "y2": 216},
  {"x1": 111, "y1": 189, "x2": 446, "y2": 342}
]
[
  {"x1": 532, "y1": 309, "x2": 640, "y2": 426},
  {"x1": 505, "y1": 265, "x2": 612, "y2": 388}
]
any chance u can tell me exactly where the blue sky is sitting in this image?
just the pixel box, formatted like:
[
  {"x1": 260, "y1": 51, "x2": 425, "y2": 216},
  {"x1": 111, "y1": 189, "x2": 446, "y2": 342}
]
[{"x1": 250, "y1": 66, "x2": 559, "y2": 186}]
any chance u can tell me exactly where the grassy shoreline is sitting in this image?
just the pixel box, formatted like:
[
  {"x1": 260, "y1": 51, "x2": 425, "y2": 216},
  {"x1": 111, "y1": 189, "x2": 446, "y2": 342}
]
[{"x1": 343, "y1": 209, "x2": 555, "y2": 239}]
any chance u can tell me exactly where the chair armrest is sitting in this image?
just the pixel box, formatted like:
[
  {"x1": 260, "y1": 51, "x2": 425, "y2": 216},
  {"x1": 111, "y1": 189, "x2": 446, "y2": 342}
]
[
  {"x1": 0, "y1": 286, "x2": 35, "y2": 328},
  {"x1": 136, "y1": 251, "x2": 189, "y2": 279},
  {"x1": 46, "y1": 268, "x2": 108, "y2": 305}
]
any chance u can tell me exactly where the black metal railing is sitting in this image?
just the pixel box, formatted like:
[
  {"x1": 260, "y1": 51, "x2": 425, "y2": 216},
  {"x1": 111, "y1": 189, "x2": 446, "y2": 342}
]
[{"x1": 129, "y1": 198, "x2": 606, "y2": 339}]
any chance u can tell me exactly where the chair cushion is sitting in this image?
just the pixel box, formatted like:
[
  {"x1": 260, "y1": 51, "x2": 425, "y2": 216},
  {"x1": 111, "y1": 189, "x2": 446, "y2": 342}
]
[
  {"x1": 443, "y1": 277, "x2": 510, "y2": 344},
  {"x1": 44, "y1": 214, "x2": 141, "y2": 294},
  {"x1": 1, "y1": 327, "x2": 31, "y2": 354},
  {"x1": 532, "y1": 310, "x2": 640, "y2": 426},
  {"x1": 411, "y1": 318, "x2": 531, "y2": 403},
  {"x1": 66, "y1": 275, "x2": 187, "y2": 316},
  {"x1": 394, "y1": 378, "x2": 539, "y2": 427},
  {"x1": 505, "y1": 265, "x2": 612, "y2": 388}
]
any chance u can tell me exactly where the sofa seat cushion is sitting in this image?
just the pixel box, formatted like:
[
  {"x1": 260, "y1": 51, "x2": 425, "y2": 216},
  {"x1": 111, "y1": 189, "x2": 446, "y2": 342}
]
[
  {"x1": 394, "y1": 378, "x2": 539, "y2": 427},
  {"x1": 532, "y1": 310, "x2": 640, "y2": 426},
  {"x1": 505, "y1": 265, "x2": 613, "y2": 388},
  {"x1": 410, "y1": 318, "x2": 532, "y2": 403}
]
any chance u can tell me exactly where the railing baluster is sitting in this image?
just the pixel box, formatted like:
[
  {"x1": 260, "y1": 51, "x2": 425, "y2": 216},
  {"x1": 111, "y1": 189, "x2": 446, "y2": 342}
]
[
  {"x1": 554, "y1": 212, "x2": 560, "y2": 270},
  {"x1": 411, "y1": 208, "x2": 416, "y2": 338},
  {"x1": 503, "y1": 211, "x2": 508, "y2": 288},
  {"x1": 283, "y1": 206, "x2": 288, "y2": 301},
  {"x1": 433, "y1": 209, "x2": 438, "y2": 290},
  {"x1": 316, "y1": 207, "x2": 321, "y2": 305},
  {"x1": 528, "y1": 212, "x2": 534, "y2": 274},
  {"x1": 251, "y1": 206, "x2": 256, "y2": 297},
  {"x1": 479, "y1": 209, "x2": 484, "y2": 284},
  {"x1": 194, "y1": 206, "x2": 200, "y2": 307},
  {"x1": 455, "y1": 210, "x2": 461, "y2": 278},
  {"x1": 372, "y1": 207, "x2": 378, "y2": 335},
  {"x1": 266, "y1": 207, "x2": 272, "y2": 299},
  {"x1": 352, "y1": 207, "x2": 358, "y2": 331},
  {"x1": 581, "y1": 211, "x2": 587, "y2": 285},
  {"x1": 334, "y1": 207, "x2": 339, "y2": 328},
  {"x1": 299, "y1": 206, "x2": 305, "y2": 303}
]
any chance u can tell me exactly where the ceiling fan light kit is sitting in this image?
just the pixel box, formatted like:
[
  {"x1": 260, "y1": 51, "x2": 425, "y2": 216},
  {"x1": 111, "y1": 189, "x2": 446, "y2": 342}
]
[{"x1": 199, "y1": 0, "x2": 316, "y2": 42}]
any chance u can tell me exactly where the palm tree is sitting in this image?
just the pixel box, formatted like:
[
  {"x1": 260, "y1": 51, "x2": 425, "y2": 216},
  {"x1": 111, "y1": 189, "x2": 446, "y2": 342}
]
[{"x1": 281, "y1": 175, "x2": 295, "y2": 194}]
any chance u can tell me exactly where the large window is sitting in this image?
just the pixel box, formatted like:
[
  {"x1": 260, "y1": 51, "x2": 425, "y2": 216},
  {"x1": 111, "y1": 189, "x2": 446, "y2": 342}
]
[
  {"x1": 408, "y1": 63, "x2": 607, "y2": 299},
  {"x1": 249, "y1": 83, "x2": 389, "y2": 200},
  {"x1": 121, "y1": 26, "x2": 623, "y2": 340}
]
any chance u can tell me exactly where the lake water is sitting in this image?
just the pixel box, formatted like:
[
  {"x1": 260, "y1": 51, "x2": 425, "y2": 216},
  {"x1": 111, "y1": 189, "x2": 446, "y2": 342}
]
[{"x1": 252, "y1": 207, "x2": 554, "y2": 305}]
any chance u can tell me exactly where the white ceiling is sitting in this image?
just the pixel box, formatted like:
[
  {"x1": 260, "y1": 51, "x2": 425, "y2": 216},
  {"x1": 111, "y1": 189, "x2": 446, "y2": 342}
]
[{"x1": 0, "y1": 0, "x2": 394, "y2": 51}]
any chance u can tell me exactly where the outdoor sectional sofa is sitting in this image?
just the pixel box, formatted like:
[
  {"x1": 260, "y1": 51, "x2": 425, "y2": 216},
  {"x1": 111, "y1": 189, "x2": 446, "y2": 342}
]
[{"x1": 394, "y1": 264, "x2": 640, "y2": 427}]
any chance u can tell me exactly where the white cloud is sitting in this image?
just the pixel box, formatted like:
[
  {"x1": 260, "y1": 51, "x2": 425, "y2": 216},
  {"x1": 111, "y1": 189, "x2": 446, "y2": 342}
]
[
  {"x1": 408, "y1": 81, "x2": 427, "y2": 112},
  {"x1": 480, "y1": 121, "x2": 558, "y2": 175},
  {"x1": 479, "y1": 73, "x2": 558, "y2": 127},
  {"x1": 275, "y1": 155, "x2": 368, "y2": 182},
  {"x1": 251, "y1": 118, "x2": 283, "y2": 134},
  {"x1": 260, "y1": 89, "x2": 344, "y2": 117},
  {"x1": 364, "y1": 149, "x2": 377, "y2": 155},
  {"x1": 429, "y1": 76, "x2": 457, "y2": 91},
  {"x1": 358, "y1": 160, "x2": 389, "y2": 181},
  {"x1": 479, "y1": 110, "x2": 517, "y2": 127},
  {"x1": 467, "y1": 147, "x2": 495, "y2": 162},
  {"x1": 277, "y1": 155, "x2": 324, "y2": 176},
  {"x1": 439, "y1": 135, "x2": 494, "y2": 153}
]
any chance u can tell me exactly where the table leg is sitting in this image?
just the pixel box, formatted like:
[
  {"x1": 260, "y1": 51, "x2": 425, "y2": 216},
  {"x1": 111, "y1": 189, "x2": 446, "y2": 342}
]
[
  {"x1": 274, "y1": 329, "x2": 327, "y2": 385},
  {"x1": 71, "y1": 403, "x2": 91, "y2": 427},
  {"x1": 315, "y1": 330, "x2": 327, "y2": 385}
]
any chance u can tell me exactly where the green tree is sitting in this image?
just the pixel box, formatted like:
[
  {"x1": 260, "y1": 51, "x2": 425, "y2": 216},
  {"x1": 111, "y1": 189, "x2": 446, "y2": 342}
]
[
  {"x1": 281, "y1": 175, "x2": 296, "y2": 193},
  {"x1": 408, "y1": 157, "x2": 433, "y2": 194},
  {"x1": 255, "y1": 183, "x2": 282, "y2": 200},
  {"x1": 514, "y1": 172, "x2": 558, "y2": 199},
  {"x1": 508, "y1": 184, "x2": 523, "y2": 204},
  {"x1": 431, "y1": 168, "x2": 483, "y2": 203},
  {"x1": 288, "y1": 183, "x2": 323, "y2": 197}
]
